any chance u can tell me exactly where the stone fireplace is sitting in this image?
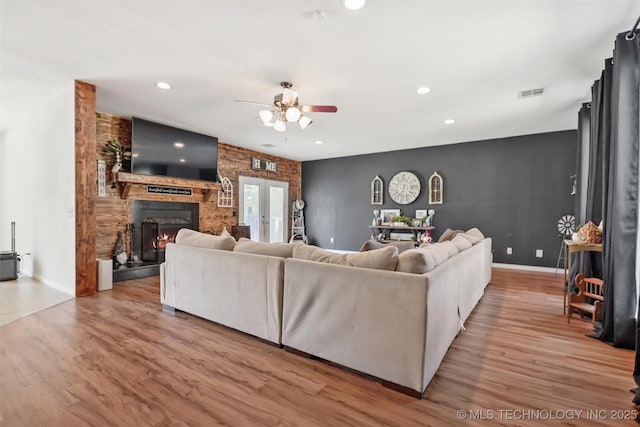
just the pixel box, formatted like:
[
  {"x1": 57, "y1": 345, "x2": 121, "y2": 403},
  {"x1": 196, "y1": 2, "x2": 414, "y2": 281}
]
[{"x1": 131, "y1": 200, "x2": 199, "y2": 264}]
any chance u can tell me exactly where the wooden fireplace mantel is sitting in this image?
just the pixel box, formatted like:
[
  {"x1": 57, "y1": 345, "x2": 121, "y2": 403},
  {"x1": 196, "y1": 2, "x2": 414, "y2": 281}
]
[{"x1": 116, "y1": 172, "x2": 221, "y2": 202}]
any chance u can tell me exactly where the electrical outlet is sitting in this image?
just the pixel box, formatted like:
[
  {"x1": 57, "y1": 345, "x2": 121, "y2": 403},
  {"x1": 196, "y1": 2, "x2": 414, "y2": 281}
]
[
  {"x1": 330, "y1": 237, "x2": 334, "y2": 244},
  {"x1": 536, "y1": 249, "x2": 543, "y2": 258},
  {"x1": 506, "y1": 247, "x2": 512, "y2": 255}
]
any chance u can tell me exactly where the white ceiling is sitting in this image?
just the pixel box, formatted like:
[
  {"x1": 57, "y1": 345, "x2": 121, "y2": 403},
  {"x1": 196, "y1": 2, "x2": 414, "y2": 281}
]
[{"x1": 1, "y1": 0, "x2": 638, "y2": 161}]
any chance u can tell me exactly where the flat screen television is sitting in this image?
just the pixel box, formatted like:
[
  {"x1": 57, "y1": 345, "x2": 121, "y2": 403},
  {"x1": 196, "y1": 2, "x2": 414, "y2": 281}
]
[{"x1": 131, "y1": 117, "x2": 219, "y2": 182}]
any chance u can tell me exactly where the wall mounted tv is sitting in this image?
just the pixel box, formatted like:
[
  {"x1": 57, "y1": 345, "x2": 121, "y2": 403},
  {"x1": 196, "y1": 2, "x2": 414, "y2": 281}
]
[{"x1": 131, "y1": 117, "x2": 219, "y2": 182}]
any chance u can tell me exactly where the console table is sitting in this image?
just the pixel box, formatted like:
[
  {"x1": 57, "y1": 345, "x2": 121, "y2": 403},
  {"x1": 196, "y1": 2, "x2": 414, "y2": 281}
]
[
  {"x1": 563, "y1": 239, "x2": 603, "y2": 314},
  {"x1": 369, "y1": 225, "x2": 435, "y2": 244}
]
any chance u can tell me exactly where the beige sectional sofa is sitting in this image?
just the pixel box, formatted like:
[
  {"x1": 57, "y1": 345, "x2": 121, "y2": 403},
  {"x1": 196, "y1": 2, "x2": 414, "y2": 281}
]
[
  {"x1": 160, "y1": 227, "x2": 492, "y2": 397},
  {"x1": 282, "y1": 233, "x2": 492, "y2": 397}
]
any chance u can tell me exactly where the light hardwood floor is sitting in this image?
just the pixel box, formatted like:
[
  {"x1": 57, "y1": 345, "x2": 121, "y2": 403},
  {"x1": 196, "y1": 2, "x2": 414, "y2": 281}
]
[
  {"x1": 0, "y1": 269, "x2": 636, "y2": 426},
  {"x1": 0, "y1": 277, "x2": 73, "y2": 326}
]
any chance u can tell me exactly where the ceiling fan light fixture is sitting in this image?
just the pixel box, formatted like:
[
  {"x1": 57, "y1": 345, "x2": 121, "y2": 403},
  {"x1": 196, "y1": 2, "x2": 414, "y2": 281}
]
[
  {"x1": 344, "y1": 0, "x2": 366, "y2": 10},
  {"x1": 285, "y1": 106, "x2": 301, "y2": 122},
  {"x1": 299, "y1": 115, "x2": 313, "y2": 129},
  {"x1": 282, "y1": 88, "x2": 298, "y2": 106},
  {"x1": 274, "y1": 119, "x2": 287, "y2": 132},
  {"x1": 259, "y1": 110, "x2": 273, "y2": 123}
]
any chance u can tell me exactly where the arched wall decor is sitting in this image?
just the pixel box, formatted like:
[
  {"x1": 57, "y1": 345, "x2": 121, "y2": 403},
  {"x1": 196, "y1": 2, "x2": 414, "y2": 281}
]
[
  {"x1": 371, "y1": 175, "x2": 383, "y2": 205},
  {"x1": 428, "y1": 172, "x2": 443, "y2": 205}
]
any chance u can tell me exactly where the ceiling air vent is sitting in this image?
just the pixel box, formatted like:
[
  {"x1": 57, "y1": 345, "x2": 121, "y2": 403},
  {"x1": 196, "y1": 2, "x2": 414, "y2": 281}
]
[
  {"x1": 261, "y1": 144, "x2": 276, "y2": 148},
  {"x1": 518, "y1": 87, "x2": 545, "y2": 99}
]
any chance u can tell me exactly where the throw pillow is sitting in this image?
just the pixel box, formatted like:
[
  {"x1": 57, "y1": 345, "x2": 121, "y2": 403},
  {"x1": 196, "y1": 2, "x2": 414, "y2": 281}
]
[
  {"x1": 396, "y1": 248, "x2": 437, "y2": 274},
  {"x1": 458, "y1": 232, "x2": 482, "y2": 245},
  {"x1": 466, "y1": 227, "x2": 485, "y2": 240},
  {"x1": 359, "y1": 239, "x2": 414, "y2": 254},
  {"x1": 424, "y1": 244, "x2": 450, "y2": 265},
  {"x1": 451, "y1": 234, "x2": 472, "y2": 251},
  {"x1": 438, "y1": 241, "x2": 459, "y2": 257},
  {"x1": 438, "y1": 228, "x2": 464, "y2": 242},
  {"x1": 293, "y1": 245, "x2": 398, "y2": 271},
  {"x1": 233, "y1": 238, "x2": 301, "y2": 258},
  {"x1": 347, "y1": 246, "x2": 398, "y2": 271},
  {"x1": 175, "y1": 228, "x2": 236, "y2": 251},
  {"x1": 293, "y1": 244, "x2": 349, "y2": 265}
]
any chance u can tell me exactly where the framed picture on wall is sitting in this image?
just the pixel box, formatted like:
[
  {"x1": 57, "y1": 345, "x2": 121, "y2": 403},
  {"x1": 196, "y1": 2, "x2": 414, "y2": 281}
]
[
  {"x1": 380, "y1": 209, "x2": 401, "y2": 225},
  {"x1": 415, "y1": 209, "x2": 428, "y2": 220}
]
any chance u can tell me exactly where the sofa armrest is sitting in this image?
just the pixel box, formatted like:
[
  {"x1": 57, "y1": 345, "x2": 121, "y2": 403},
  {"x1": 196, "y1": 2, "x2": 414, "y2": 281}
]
[
  {"x1": 159, "y1": 262, "x2": 167, "y2": 304},
  {"x1": 283, "y1": 258, "x2": 430, "y2": 392}
]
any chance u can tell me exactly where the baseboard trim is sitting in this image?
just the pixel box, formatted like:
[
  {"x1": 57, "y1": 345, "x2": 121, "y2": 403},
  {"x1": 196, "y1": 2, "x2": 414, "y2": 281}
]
[
  {"x1": 33, "y1": 274, "x2": 75, "y2": 297},
  {"x1": 493, "y1": 263, "x2": 560, "y2": 275}
]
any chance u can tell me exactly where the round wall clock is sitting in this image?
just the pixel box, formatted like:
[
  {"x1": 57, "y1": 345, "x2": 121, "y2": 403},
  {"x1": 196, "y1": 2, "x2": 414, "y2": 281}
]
[{"x1": 388, "y1": 171, "x2": 421, "y2": 205}]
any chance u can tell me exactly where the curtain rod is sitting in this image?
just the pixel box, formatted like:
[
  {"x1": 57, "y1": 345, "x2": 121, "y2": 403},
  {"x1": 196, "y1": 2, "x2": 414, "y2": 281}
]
[{"x1": 628, "y1": 15, "x2": 640, "y2": 40}]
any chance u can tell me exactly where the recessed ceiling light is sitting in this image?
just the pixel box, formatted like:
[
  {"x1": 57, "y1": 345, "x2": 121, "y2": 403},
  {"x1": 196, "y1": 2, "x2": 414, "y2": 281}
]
[
  {"x1": 179, "y1": 158, "x2": 186, "y2": 163},
  {"x1": 315, "y1": 140, "x2": 324, "y2": 145},
  {"x1": 444, "y1": 119, "x2": 456, "y2": 125},
  {"x1": 156, "y1": 81, "x2": 172, "y2": 90},
  {"x1": 173, "y1": 142, "x2": 184, "y2": 148},
  {"x1": 344, "y1": 0, "x2": 365, "y2": 10},
  {"x1": 417, "y1": 86, "x2": 431, "y2": 95},
  {"x1": 131, "y1": 153, "x2": 139, "y2": 158}
]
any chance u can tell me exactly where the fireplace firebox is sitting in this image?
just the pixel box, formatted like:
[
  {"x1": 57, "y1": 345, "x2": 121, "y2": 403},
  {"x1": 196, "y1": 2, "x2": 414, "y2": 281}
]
[{"x1": 132, "y1": 200, "x2": 199, "y2": 264}]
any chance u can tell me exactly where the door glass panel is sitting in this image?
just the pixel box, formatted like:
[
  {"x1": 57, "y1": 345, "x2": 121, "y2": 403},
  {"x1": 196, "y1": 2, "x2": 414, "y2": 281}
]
[
  {"x1": 243, "y1": 184, "x2": 261, "y2": 241},
  {"x1": 269, "y1": 186, "x2": 285, "y2": 243}
]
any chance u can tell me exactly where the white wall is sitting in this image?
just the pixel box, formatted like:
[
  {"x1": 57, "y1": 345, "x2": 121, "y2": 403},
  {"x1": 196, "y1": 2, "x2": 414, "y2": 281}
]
[{"x1": 0, "y1": 84, "x2": 76, "y2": 296}]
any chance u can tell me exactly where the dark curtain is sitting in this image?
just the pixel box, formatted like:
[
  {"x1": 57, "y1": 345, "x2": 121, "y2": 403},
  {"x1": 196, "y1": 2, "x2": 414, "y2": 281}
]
[
  {"x1": 586, "y1": 77, "x2": 605, "y2": 225},
  {"x1": 605, "y1": 27, "x2": 640, "y2": 404},
  {"x1": 598, "y1": 30, "x2": 639, "y2": 352},
  {"x1": 575, "y1": 103, "x2": 591, "y2": 225},
  {"x1": 568, "y1": 105, "x2": 598, "y2": 293}
]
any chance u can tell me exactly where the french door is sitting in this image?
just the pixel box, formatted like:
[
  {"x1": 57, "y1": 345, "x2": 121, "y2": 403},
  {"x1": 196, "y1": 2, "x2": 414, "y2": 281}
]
[{"x1": 238, "y1": 176, "x2": 289, "y2": 243}]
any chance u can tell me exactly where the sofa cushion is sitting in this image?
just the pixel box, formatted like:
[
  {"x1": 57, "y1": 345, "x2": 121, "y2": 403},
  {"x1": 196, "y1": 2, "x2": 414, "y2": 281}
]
[
  {"x1": 451, "y1": 234, "x2": 473, "y2": 251},
  {"x1": 233, "y1": 238, "x2": 300, "y2": 258},
  {"x1": 359, "y1": 239, "x2": 414, "y2": 254},
  {"x1": 436, "y1": 241, "x2": 459, "y2": 257},
  {"x1": 466, "y1": 227, "x2": 485, "y2": 240},
  {"x1": 293, "y1": 244, "x2": 348, "y2": 264},
  {"x1": 293, "y1": 245, "x2": 398, "y2": 271},
  {"x1": 458, "y1": 232, "x2": 482, "y2": 245},
  {"x1": 396, "y1": 248, "x2": 437, "y2": 274},
  {"x1": 438, "y1": 228, "x2": 464, "y2": 242},
  {"x1": 424, "y1": 244, "x2": 450, "y2": 265},
  {"x1": 175, "y1": 228, "x2": 236, "y2": 251}
]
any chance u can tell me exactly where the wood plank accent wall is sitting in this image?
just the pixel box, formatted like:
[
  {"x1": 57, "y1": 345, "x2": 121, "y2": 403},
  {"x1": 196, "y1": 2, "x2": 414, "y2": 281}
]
[
  {"x1": 75, "y1": 81, "x2": 97, "y2": 296},
  {"x1": 95, "y1": 113, "x2": 302, "y2": 259}
]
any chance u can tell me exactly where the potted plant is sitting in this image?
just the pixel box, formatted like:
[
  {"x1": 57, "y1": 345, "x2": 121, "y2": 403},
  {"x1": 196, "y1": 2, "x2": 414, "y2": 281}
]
[
  {"x1": 102, "y1": 138, "x2": 132, "y2": 186},
  {"x1": 390, "y1": 215, "x2": 413, "y2": 227},
  {"x1": 103, "y1": 138, "x2": 132, "y2": 163}
]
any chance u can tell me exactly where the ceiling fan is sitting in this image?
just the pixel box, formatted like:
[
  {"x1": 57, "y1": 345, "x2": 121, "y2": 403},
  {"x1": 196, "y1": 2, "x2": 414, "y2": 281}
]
[{"x1": 236, "y1": 82, "x2": 338, "y2": 132}]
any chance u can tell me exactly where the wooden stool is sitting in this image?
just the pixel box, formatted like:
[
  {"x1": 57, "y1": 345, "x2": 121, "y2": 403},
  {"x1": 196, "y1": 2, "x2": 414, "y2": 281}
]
[{"x1": 567, "y1": 273, "x2": 604, "y2": 325}]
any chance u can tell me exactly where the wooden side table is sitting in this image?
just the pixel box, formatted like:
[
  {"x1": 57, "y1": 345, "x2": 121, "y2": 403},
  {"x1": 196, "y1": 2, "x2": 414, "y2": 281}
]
[{"x1": 563, "y1": 240, "x2": 603, "y2": 314}]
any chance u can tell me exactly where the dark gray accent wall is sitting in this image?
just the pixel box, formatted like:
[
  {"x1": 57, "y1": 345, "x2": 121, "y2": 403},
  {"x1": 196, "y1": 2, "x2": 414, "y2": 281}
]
[{"x1": 302, "y1": 130, "x2": 577, "y2": 267}]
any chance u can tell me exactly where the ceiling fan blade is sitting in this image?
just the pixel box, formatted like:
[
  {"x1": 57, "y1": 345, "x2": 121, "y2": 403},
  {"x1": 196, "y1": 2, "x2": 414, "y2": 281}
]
[
  {"x1": 234, "y1": 100, "x2": 272, "y2": 107},
  {"x1": 301, "y1": 105, "x2": 338, "y2": 113}
]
